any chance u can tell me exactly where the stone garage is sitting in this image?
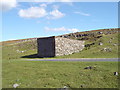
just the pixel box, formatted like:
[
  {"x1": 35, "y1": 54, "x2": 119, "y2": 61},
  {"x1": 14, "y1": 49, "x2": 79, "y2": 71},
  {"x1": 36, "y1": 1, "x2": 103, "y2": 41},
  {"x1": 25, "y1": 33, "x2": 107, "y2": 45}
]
[{"x1": 37, "y1": 36, "x2": 85, "y2": 57}]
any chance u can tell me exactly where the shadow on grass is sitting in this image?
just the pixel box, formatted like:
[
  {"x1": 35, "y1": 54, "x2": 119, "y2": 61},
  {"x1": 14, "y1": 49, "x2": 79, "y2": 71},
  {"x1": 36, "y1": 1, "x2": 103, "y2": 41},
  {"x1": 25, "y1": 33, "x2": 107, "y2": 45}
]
[
  {"x1": 21, "y1": 54, "x2": 40, "y2": 58},
  {"x1": 21, "y1": 54, "x2": 55, "y2": 59}
]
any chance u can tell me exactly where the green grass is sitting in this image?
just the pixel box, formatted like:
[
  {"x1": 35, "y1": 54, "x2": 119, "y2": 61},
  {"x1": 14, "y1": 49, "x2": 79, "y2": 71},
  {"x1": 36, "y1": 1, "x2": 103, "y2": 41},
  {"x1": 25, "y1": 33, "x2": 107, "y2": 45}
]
[
  {"x1": 1, "y1": 30, "x2": 119, "y2": 88},
  {"x1": 2, "y1": 59, "x2": 118, "y2": 88},
  {"x1": 2, "y1": 33, "x2": 119, "y2": 60},
  {"x1": 2, "y1": 40, "x2": 37, "y2": 60}
]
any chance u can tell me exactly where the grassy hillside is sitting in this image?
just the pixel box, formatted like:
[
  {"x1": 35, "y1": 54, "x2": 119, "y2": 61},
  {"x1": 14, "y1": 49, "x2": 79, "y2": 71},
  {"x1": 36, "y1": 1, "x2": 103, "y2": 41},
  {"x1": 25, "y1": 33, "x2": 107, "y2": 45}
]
[
  {"x1": 56, "y1": 33, "x2": 119, "y2": 58},
  {"x1": 2, "y1": 60, "x2": 118, "y2": 88},
  {"x1": 1, "y1": 28, "x2": 119, "y2": 59},
  {"x1": 2, "y1": 28, "x2": 119, "y2": 88}
]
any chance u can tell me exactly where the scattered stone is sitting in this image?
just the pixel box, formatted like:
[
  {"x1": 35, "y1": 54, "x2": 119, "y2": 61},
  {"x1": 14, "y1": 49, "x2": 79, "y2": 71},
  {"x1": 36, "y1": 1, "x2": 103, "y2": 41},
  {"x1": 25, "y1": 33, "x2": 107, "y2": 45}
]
[
  {"x1": 113, "y1": 43, "x2": 117, "y2": 46},
  {"x1": 114, "y1": 72, "x2": 118, "y2": 75},
  {"x1": 111, "y1": 37, "x2": 114, "y2": 40},
  {"x1": 108, "y1": 41, "x2": 112, "y2": 43},
  {"x1": 84, "y1": 66, "x2": 93, "y2": 69},
  {"x1": 97, "y1": 31, "x2": 102, "y2": 34},
  {"x1": 16, "y1": 50, "x2": 26, "y2": 53},
  {"x1": 99, "y1": 32, "x2": 103, "y2": 34},
  {"x1": 80, "y1": 85, "x2": 83, "y2": 88},
  {"x1": 96, "y1": 36, "x2": 102, "y2": 38},
  {"x1": 21, "y1": 51, "x2": 24, "y2": 53},
  {"x1": 101, "y1": 47, "x2": 112, "y2": 52},
  {"x1": 13, "y1": 83, "x2": 19, "y2": 88},
  {"x1": 57, "y1": 86, "x2": 69, "y2": 90},
  {"x1": 99, "y1": 42, "x2": 103, "y2": 45},
  {"x1": 85, "y1": 43, "x2": 95, "y2": 48},
  {"x1": 63, "y1": 86, "x2": 68, "y2": 88}
]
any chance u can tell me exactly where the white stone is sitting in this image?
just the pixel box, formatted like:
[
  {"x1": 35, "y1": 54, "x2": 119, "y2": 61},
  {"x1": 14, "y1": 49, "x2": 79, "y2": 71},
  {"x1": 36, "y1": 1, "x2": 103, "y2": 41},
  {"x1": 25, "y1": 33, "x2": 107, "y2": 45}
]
[
  {"x1": 114, "y1": 72, "x2": 118, "y2": 75},
  {"x1": 99, "y1": 42, "x2": 103, "y2": 45},
  {"x1": 13, "y1": 83, "x2": 19, "y2": 88},
  {"x1": 21, "y1": 51, "x2": 24, "y2": 53},
  {"x1": 63, "y1": 86, "x2": 68, "y2": 88}
]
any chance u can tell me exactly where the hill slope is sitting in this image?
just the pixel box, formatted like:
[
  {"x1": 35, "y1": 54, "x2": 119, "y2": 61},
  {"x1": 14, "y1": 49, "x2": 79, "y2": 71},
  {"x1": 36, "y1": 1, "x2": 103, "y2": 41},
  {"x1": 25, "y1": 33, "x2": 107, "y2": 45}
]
[
  {"x1": 2, "y1": 28, "x2": 119, "y2": 88},
  {"x1": 1, "y1": 28, "x2": 120, "y2": 59}
]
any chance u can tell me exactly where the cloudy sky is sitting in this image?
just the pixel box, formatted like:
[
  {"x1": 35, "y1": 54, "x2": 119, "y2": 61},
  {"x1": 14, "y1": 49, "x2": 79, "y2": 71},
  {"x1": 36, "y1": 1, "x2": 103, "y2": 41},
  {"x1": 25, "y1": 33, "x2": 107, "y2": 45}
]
[{"x1": 1, "y1": 0, "x2": 118, "y2": 41}]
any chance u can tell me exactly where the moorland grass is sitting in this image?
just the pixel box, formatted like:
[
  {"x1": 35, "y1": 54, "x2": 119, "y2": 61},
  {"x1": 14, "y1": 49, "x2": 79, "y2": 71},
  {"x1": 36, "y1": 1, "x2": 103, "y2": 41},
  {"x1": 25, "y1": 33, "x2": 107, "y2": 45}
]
[
  {"x1": 2, "y1": 33, "x2": 118, "y2": 60},
  {"x1": 2, "y1": 59, "x2": 118, "y2": 88},
  {"x1": 2, "y1": 31, "x2": 119, "y2": 88}
]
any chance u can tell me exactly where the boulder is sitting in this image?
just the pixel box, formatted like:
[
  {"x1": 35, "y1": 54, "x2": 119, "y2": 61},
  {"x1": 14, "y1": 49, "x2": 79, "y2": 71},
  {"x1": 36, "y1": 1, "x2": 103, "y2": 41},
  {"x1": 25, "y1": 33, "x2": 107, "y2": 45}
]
[
  {"x1": 114, "y1": 72, "x2": 118, "y2": 75},
  {"x1": 99, "y1": 42, "x2": 103, "y2": 45}
]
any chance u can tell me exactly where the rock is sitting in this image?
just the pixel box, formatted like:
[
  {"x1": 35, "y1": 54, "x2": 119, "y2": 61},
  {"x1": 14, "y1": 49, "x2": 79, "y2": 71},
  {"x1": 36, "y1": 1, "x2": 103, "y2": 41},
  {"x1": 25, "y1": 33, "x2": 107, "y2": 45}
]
[
  {"x1": 21, "y1": 51, "x2": 24, "y2": 53},
  {"x1": 63, "y1": 86, "x2": 68, "y2": 88},
  {"x1": 111, "y1": 37, "x2": 114, "y2": 39},
  {"x1": 80, "y1": 85, "x2": 83, "y2": 88},
  {"x1": 13, "y1": 83, "x2": 19, "y2": 88},
  {"x1": 57, "y1": 86, "x2": 69, "y2": 90},
  {"x1": 114, "y1": 72, "x2": 118, "y2": 75},
  {"x1": 99, "y1": 42, "x2": 103, "y2": 45},
  {"x1": 113, "y1": 43, "x2": 117, "y2": 46},
  {"x1": 84, "y1": 66, "x2": 93, "y2": 69},
  {"x1": 97, "y1": 36, "x2": 102, "y2": 38},
  {"x1": 16, "y1": 50, "x2": 25, "y2": 53},
  {"x1": 108, "y1": 41, "x2": 112, "y2": 43},
  {"x1": 98, "y1": 32, "x2": 103, "y2": 34},
  {"x1": 101, "y1": 47, "x2": 112, "y2": 52}
]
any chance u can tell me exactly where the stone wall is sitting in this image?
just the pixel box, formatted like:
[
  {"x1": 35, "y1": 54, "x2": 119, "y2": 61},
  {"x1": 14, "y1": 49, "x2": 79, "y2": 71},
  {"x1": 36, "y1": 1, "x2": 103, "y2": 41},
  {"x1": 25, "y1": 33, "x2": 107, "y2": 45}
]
[
  {"x1": 59, "y1": 28, "x2": 119, "y2": 39},
  {"x1": 37, "y1": 36, "x2": 85, "y2": 57},
  {"x1": 55, "y1": 37, "x2": 85, "y2": 56}
]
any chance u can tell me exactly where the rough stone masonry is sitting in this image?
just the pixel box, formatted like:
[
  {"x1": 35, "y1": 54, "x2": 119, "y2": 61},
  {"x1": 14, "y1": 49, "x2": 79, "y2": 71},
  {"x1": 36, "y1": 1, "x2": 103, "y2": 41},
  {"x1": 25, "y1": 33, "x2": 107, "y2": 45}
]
[{"x1": 37, "y1": 36, "x2": 85, "y2": 57}]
